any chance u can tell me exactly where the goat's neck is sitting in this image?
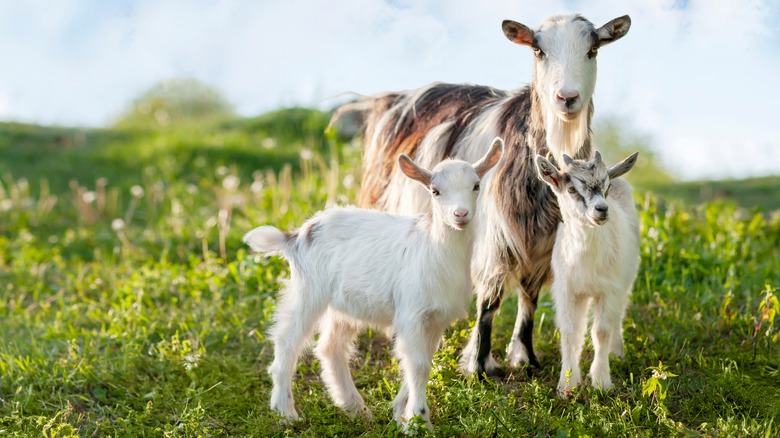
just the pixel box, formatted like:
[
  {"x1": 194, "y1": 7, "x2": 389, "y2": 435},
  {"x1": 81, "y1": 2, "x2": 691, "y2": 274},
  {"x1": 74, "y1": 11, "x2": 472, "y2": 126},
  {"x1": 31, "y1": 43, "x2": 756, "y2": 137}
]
[{"x1": 530, "y1": 87, "x2": 593, "y2": 164}]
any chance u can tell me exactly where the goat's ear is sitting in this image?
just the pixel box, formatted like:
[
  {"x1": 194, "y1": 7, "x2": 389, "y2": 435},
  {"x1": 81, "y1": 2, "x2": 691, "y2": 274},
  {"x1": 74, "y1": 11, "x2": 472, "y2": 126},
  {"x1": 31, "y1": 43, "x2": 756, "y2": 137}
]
[
  {"x1": 502, "y1": 20, "x2": 534, "y2": 46},
  {"x1": 398, "y1": 154, "x2": 432, "y2": 187},
  {"x1": 535, "y1": 155, "x2": 562, "y2": 190},
  {"x1": 597, "y1": 15, "x2": 631, "y2": 47},
  {"x1": 594, "y1": 151, "x2": 603, "y2": 165},
  {"x1": 607, "y1": 151, "x2": 639, "y2": 180},
  {"x1": 473, "y1": 137, "x2": 504, "y2": 178}
]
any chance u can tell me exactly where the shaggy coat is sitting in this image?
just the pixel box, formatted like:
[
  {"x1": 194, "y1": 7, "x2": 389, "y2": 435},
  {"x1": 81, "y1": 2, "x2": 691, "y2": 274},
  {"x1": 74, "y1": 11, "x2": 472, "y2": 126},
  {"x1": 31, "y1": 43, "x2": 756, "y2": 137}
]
[{"x1": 333, "y1": 14, "x2": 632, "y2": 376}]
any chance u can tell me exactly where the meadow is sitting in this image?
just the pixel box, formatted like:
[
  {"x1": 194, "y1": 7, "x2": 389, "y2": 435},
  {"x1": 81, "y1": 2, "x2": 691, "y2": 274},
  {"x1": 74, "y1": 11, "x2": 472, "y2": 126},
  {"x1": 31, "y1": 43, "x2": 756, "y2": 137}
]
[{"x1": 0, "y1": 108, "x2": 778, "y2": 436}]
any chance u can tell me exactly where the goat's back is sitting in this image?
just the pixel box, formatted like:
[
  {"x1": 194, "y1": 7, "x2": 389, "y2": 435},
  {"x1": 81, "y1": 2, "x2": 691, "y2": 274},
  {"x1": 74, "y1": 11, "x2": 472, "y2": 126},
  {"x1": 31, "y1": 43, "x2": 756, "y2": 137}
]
[{"x1": 282, "y1": 206, "x2": 472, "y2": 326}]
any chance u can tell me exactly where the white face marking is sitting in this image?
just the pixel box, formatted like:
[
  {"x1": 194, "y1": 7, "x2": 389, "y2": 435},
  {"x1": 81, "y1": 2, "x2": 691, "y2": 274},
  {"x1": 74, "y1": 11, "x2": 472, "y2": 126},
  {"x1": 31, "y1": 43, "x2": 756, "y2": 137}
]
[{"x1": 533, "y1": 15, "x2": 598, "y2": 122}]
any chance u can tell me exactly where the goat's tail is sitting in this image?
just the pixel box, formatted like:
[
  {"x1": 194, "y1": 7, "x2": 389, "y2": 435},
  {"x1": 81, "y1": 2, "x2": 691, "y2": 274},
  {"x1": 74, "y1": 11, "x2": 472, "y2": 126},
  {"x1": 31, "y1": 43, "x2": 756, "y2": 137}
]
[{"x1": 243, "y1": 226, "x2": 289, "y2": 256}]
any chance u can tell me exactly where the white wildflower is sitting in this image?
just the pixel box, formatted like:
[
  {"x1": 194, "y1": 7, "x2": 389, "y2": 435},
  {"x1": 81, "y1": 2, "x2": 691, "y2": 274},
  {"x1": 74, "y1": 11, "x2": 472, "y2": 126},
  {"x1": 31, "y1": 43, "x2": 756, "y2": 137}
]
[
  {"x1": 130, "y1": 185, "x2": 145, "y2": 198},
  {"x1": 222, "y1": 175, "x2": 240, "y2": 191},
  {"x1": 342, "y1": 174, "x2": 355, "y2": 189},
  {"x1": 262, "y1": 138, "x2": 277, "y2": 149},
  {"x1": 250, "y1": 180, "x2": 264, "y2": 194},
  {"x1": 111, "y1": 218, "x2": 125, "y2": 232},
  {"x1": 82, "y1": 191, "x2": 97, "y2": 204},
  {"x1": 651, "y1": 369, "x2": 668, "y2": 380}
]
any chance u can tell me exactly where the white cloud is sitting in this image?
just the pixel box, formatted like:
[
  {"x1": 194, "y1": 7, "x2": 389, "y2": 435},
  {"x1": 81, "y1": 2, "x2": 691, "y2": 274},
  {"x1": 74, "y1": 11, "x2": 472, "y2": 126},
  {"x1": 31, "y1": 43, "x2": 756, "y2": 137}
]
[{"x1": 0, "y1": 0, "x2": 778, "y2": 178}]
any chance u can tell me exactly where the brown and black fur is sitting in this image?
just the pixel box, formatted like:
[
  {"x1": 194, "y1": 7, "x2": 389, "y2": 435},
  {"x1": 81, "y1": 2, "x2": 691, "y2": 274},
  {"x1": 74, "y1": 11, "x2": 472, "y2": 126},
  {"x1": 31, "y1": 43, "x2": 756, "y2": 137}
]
[{"x1": 334, "y1": 80, "x2": 593, "y2": 377}]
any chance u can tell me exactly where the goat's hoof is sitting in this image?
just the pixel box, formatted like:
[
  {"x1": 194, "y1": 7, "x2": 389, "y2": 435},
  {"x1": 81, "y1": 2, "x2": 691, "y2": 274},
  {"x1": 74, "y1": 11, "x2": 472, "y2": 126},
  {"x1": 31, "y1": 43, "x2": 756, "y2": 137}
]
[
  {"x1": 274, "y1": 410, "x2": 300, "y2": 425},
  {"x1": 590, "y1": 378, "x2": 613, "y2": 392},
  {"x1": 355, "y1": 406, "x2": 373, "y2": 422},
  {"x1": 399, "y1": 415, "x2": 433, "y2": 434},
  {"x1": 557, "y1": 387, "x2": 575, "y2": 399},
  {"x1": 477, "y1": 365, "x2": 506, "y2": 380},
  {"x1": 270, "y1": 403, "x2": 300, "y2": 424}
]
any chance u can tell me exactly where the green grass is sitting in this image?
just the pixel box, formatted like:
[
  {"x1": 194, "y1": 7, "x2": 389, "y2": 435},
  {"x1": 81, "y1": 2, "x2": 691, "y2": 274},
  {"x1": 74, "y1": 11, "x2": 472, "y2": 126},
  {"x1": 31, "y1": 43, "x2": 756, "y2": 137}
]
[{"x1": 0, "y1": 109, "x2": 778, "y2": 436}]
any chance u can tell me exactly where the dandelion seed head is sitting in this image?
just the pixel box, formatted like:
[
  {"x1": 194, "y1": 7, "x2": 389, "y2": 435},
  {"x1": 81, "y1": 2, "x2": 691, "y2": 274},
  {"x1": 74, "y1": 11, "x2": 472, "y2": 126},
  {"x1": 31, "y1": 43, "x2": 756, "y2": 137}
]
[
  {"x1": 111, "y1": 218, "x2": 125, "y2": 232},
  {"x1": 262, "y1": 138, "x2": 277, "y2": 149},
  {"x1": 130, "y1": 185, "x2": 145, "y2": 198},
  {"x1": 222, "y1": 175, "x2": 240, "y2": 191},
  {"x1": 82, "y1": 191, "x2": 97, "y2": 204},
  {"x1": 250, "y1": 180, "x2": 264, "y2": 194}
]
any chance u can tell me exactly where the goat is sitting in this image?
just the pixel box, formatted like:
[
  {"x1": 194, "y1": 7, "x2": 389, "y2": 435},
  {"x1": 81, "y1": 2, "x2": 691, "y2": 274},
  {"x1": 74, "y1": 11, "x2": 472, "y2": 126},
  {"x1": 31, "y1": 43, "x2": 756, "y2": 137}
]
[
  {"x1": 244, "y1": 139, "x2": 503, "y2": 428},
  {"x1": 535, "y1": 151, "x2": 639, "y2": 396},
  {"x1": 331, "y1": 14, "x2": 631, "y2": 377}
]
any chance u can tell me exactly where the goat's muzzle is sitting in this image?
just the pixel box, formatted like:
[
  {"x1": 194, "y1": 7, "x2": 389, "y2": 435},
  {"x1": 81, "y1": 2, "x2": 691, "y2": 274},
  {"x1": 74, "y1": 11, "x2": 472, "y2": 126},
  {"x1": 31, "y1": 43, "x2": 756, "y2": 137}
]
[
  {"x1": 590, "y1": 204, "x2": 609, "y2": 226},
  {"x1": 453, "y1": 209, "x2": 471, "y2": 227}
]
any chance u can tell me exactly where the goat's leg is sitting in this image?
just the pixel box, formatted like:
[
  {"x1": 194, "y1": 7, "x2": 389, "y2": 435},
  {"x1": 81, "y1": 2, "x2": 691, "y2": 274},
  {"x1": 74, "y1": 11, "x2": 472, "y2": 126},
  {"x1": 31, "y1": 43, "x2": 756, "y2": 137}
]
[
  {"x1": 267, "y1": 286, "x2": 326, "y2": 421},
  {"x1": 459, "y1": 282, "x2": 505, "y2": 378},
  {"x1": 610, "y1": 290, "x2": 630, "y2": 358},
  {"x1": 314, "y1": 315, "x2": 369, "y2": 419},
  {"x1": 556, "y1": 294, "x2": 589, "y2": 397},
  {"x1": 392, "y1": 382, "x2": 409, "y2": 424},
  {"x1": 394, "y1": 323, "x2": 441, "y2": 430},
  {"x1": 589, "y1": 296, "x2": 621, "y2": 390},
  {"x1": 506, "y1": 279, "x2": 544, "y2": 369}
]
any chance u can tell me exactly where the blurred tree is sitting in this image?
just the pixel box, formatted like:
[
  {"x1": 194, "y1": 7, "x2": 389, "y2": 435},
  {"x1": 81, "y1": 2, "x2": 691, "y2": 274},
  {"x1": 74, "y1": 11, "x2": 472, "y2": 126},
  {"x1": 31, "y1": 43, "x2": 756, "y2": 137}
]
[
  {"x1": 593, "y1": 117, "x2": 673, "y2": 185},
  {"x1": 114, "y1": 77, "x2": 234, "y2": 128}
]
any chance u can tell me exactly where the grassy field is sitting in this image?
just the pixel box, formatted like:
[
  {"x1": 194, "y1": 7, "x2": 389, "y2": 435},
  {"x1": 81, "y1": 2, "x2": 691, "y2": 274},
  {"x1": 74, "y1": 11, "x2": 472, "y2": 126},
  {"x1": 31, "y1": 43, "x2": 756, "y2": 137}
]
[{"x1": 0, "y1": 109, "x2": 778, "y2": 437}]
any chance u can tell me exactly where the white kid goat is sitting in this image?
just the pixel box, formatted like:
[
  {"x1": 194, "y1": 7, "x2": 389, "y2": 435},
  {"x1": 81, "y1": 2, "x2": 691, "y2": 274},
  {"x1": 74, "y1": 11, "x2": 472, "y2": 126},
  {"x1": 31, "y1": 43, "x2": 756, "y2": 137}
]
[
  {"x1": 535, "y1": 151, "x2": 639, "y2": 397},
  {"x1": 244, "y1": 138, "x2": 504, "y2": 428}
]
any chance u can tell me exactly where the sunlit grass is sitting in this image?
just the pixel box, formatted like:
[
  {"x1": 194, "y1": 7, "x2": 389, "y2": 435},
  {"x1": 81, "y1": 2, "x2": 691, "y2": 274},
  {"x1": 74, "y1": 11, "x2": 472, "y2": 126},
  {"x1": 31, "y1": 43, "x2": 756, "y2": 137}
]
[{"x1": 0, "y1": 110, "x2": 778, "y2": 436}]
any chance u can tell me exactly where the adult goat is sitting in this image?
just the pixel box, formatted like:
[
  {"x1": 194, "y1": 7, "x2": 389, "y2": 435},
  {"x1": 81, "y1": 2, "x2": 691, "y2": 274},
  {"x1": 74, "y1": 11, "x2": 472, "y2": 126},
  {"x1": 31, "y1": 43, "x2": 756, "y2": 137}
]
[{"x1": 333, "y1": 14, "x2": 631, "y2": 377}]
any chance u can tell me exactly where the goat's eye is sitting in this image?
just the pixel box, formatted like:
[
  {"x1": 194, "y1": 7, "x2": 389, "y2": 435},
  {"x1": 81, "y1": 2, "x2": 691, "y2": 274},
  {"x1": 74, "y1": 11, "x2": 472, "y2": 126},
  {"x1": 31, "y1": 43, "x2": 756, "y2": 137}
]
[
  {"x1": 533, "y1": 47, "x2": 545, "y2": 59},
  {"x1": 588, "y1": 47, "x2": 598, "y2": 58},
  {"x1": 567, "y1": 187, "x2": 577, "y2": 194},
  {"x1": 431, "y1": 188, "x2": 440, "y2": 196},
  {"x1": 473, "y1": 183, "x2": 480, "y2": 191}
]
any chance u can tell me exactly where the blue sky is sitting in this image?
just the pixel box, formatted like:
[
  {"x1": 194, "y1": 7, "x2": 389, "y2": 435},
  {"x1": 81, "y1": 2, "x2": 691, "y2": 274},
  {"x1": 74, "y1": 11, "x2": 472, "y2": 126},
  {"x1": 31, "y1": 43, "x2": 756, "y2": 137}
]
[{"x1": 1, "y1": 0, "x2": 779, "y2": 179}]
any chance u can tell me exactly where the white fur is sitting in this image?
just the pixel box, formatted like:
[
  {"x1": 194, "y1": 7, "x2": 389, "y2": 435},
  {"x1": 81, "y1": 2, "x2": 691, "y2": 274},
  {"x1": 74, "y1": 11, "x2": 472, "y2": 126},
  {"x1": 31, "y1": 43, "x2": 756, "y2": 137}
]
[
  {"x1": 245, "y1": 140, "x2": 503, "y2": 429},
  {"x1": 367, "y1": 14, "x2": 632, "y2": 375},
  {"x1": 536, "y1": 153, "x2": 640, "y2": 396}
]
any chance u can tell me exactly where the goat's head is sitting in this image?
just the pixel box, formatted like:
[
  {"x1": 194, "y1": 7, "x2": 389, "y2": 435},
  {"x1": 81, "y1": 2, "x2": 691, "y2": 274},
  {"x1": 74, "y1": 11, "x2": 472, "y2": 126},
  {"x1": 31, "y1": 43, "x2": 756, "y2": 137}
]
[
  {"x1": 535, "y1": 151, "x2": 638, "y2": 226},
  {"x1": 399, "y1": 138, "x2": 504, "y2": 230},
  {"x1": 502, "y1": 14, "x2": 631, "y2": 122}
]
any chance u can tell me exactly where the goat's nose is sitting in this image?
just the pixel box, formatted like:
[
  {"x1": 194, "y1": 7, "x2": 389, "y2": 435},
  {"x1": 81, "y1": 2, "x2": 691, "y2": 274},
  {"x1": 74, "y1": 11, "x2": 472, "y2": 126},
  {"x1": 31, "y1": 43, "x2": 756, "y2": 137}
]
[
  {"x1": 594, "y1": 204, "x2": 608, "y2": 213},
  {"x1": 556, "y1": 90, "x2": 580, "y2": 108},
  {"x1": 454, "y1": 208, "x2": 469, "y2": 218}
]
